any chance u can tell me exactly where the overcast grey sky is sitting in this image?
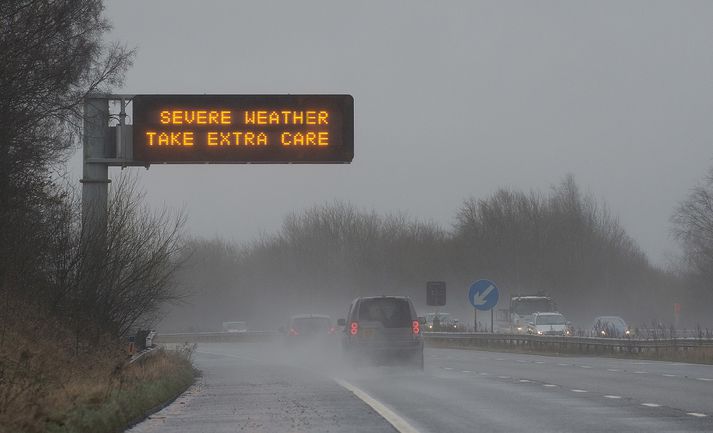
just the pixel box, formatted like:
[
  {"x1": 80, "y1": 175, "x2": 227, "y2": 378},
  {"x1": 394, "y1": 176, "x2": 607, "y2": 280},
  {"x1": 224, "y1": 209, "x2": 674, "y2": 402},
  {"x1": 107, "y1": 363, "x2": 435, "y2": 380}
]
[{"x1": 75, "y1": 0, "x2": 713, "y2": 266}]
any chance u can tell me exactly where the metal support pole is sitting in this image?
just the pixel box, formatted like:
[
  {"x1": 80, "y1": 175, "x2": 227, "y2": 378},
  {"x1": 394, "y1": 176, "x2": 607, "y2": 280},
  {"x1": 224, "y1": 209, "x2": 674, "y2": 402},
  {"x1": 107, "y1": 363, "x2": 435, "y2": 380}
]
[
  {"x1": 474, "y1": 308, "x2": 477, "y2": 332},
  {"x1": 81, "y1": 97, "x2": 111, "y2": 234},
  {"x1": 491, "y1": 309, "x2": 494, "y2": 333}
]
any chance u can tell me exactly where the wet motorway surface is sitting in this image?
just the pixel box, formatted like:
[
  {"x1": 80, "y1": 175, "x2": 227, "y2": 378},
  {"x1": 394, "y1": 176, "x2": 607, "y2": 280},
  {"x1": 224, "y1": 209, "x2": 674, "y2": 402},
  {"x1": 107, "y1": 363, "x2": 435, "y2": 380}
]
[{"x1": 128, "y1": 342, "x2": 713, "y2": 433}]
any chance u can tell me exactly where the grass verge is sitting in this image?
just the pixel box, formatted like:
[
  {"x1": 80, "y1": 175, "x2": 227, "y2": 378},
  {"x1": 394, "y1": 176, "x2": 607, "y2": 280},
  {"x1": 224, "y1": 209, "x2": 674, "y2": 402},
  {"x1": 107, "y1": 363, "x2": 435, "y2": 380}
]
[{"x1": 43, "y1": 348, "x2": 196, "y2": 433}]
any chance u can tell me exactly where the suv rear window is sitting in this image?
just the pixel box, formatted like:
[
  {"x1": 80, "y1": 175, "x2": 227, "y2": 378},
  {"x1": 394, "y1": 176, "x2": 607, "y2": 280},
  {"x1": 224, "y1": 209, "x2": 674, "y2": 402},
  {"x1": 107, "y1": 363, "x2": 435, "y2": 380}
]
[{"x1": 358, "y1": 298, "x2": 412, "y2": 328}]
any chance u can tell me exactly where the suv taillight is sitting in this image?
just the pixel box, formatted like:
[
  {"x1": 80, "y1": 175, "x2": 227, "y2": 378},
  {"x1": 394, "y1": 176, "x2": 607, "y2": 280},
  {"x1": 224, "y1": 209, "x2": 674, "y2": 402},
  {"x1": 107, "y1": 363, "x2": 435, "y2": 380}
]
[
  {"x1": 350, "y1": 321, "x2": 359, "y2": 335},
  {"x1": 412, "y1": 320, "x2": 420, "y2": 335}
]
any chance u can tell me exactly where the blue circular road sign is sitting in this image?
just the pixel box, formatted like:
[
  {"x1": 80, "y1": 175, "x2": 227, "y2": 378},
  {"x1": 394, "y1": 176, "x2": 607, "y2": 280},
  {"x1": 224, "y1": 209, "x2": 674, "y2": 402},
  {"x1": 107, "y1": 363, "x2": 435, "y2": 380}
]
[{"x1": 468, "y1": 279, "x2": 499, "y2": 311}]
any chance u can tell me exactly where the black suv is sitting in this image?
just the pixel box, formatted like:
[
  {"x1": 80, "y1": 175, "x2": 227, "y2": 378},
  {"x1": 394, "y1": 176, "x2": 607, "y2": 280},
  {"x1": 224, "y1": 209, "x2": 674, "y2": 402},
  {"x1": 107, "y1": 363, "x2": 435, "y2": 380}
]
[{"x1": 339, "y1": 296, "x2": 424, "y2": 369}]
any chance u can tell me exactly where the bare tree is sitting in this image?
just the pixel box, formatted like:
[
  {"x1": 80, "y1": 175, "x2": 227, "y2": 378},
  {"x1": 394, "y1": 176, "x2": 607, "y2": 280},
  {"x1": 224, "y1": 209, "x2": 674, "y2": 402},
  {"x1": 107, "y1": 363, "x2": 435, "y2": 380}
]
[
  {"x1": 70, "y1": 175, "x2": 186, "y2": 339},
  {"x1": 673, "y1": 168, "x2": 713, "y2": 289},
  {"x1": 0, "y1": 0, "x2": 134, "y2": 304}
]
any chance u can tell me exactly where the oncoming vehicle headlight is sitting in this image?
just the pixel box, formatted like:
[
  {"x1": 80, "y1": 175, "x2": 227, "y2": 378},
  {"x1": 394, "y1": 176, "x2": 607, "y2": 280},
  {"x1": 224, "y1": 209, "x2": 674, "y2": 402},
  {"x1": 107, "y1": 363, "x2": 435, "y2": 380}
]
[
  {"x1": 601, "y1": 330, "x2": 606, "y2": 335},
  {"x1": 517, "y1": 327, "x2": 523, "y2": 331},
  {"x1": 625, "y1": 329, "x2": 631, "y2": 335},
  {"x1": 537, "y1": 330, "x2": 543, "y2": 335},
  {"x1": 565, "y1": 330, "x2": 571, "y2": 335},
  {"x1": 428, "y1": 324, "x2": 433, "y2": 329}
]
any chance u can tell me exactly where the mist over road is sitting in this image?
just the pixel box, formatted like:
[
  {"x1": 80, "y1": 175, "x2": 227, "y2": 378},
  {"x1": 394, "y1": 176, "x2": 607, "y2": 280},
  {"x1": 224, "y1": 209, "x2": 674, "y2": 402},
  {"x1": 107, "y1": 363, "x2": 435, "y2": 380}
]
[{"x1": 128, "y1": 343, "x2": 713, "y2": 433}]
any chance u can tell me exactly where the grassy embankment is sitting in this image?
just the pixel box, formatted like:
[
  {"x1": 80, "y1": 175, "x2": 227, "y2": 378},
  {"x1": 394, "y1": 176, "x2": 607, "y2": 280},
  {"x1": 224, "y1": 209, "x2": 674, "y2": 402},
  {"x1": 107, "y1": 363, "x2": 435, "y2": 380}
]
[{"x1": 0, "y1": 312, "x2": 196, "y2": 433}]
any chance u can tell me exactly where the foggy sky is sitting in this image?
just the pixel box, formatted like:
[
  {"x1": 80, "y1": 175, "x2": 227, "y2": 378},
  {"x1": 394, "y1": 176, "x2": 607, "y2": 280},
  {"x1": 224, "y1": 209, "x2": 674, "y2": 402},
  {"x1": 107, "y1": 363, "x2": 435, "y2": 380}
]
[{"x1": 74, "y1": 0, "x2": 713, "y2": 266}]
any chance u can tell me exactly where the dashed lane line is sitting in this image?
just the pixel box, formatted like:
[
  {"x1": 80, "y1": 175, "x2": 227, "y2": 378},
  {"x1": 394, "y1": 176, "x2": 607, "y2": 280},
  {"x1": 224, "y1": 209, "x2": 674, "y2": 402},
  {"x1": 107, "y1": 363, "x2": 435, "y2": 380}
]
[
  {"x1": 335, "y1": 379, "x2": 421, "y2": 433},
  {"x1": 571, "y1": 389, "x2": 588, "y2": 393},
  {"x1": 641, "y1": 403, "x2": 661, "y2": 407},
  {"x1": 632, "y1": 371, "x2": 648, "y2": 374},
  {"x1": 696, "y1": 377, "x2": 713, "y2": 382},
  {"x1": 543, "y1": 384, "x2": 558, "y2": 388},
  {"x1": 607, "y1": 369, "x2": 620, "y2": 372},
  {"x1": 603, "y1": 395, "x2": 621, "y2": 399},
  {"x1": 687, "y1": 412, "x2": 708, "y2": 418}
]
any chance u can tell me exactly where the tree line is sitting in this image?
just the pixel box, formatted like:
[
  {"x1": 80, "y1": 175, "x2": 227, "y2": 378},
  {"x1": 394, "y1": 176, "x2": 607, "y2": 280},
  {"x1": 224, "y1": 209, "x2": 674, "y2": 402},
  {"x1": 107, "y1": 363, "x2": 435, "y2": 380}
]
[
  {"x1": 0, "y1": 0, "x2": 183, "y2": 349},
  {"x1": 167, "y1": 175, "x2": 713, "y2": 331}
]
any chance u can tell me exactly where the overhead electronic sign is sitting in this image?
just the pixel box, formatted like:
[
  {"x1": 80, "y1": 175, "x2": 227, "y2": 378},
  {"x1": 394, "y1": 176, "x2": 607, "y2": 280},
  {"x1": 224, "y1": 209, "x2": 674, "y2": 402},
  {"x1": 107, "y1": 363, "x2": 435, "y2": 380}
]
[{"x1": 132, "y1": 94, "x2": 353, "y2": 164}]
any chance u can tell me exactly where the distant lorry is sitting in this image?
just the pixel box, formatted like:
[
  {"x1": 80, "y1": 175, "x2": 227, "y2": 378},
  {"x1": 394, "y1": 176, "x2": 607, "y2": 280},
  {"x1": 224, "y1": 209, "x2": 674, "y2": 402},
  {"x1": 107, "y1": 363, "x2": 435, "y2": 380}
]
[{"x1": 509, "y1": 295, "x2": 556, "y2": 333}]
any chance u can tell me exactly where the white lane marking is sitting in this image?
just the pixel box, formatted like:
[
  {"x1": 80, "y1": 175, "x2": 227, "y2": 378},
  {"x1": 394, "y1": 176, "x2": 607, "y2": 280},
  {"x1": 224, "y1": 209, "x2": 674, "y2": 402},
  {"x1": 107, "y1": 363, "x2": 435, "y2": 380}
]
[
  {"x1": 696, "y1": 377, "x2": 713, "y2": 382},
  {"x1": 641, "y1": 403, "x2": 661, "y2": 407},
  {"x1": 633, "y1": 362, "x2": 651, "y2": 365},
  {"x1": 687, "y1": 412, "x2": 708, "y2": 418},
  {"x1": 580, "y1": 365, "x2": 592, "y2": 369},
  {"x1": 479, "y1": 372, "x2": 488, "y2": 376},
  {"x1": 633, "y1": 371, "x2": 648, "y2": 374},
  {"x1": 443, "y1": 367, "x2": 453, "y2": 370},
  {"x1": 535, "y1": 361, "x2": 545, "y2": 364},
  {"x1": 462, "y1": 370, "x2": 472, "y2": 373},
  {"x1": 335, "y1": 379, "x2": 421, "y2": 433},
  {"x1": 607, "y1": 369, "x2": 620, "y2": 372},
  {"x1": 662, "y1": 374, "x2": 677, "y2": 377},
  {"x1": 543, "y1": 384, "x2": 558, "y2": 388},
  {"x1": 557, "y1": 363, "x2": 569, "y2": 366},
  {"x1": 604, "y1": 395, "x2": 621, "y2": 399},
  {"x1": 497, "y1": 375, "x2": 510, "y2": 379},
  {"x1": 571, "y1": 389, "x2": 588, "y2": 393},
  {"x1": 517, "y1": 360, "x2": 528, "y2": 363},
  {"x1": 496, "y1": 358, "x2": 506, "y2": 361},
  {"x1": 519, "y1": 379, "x2": 531, "y2": 383}
]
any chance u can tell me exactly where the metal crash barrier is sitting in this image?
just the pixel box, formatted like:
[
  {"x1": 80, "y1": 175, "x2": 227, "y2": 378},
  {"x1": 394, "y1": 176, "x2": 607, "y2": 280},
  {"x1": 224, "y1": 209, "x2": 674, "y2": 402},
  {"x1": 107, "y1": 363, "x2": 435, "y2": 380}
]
[
  {"x1": 154, "y1": 331, "x2": 280, "y2": 344},
  {"x1": 423, "y1": 332, "x2": 713, "y2": 360}
]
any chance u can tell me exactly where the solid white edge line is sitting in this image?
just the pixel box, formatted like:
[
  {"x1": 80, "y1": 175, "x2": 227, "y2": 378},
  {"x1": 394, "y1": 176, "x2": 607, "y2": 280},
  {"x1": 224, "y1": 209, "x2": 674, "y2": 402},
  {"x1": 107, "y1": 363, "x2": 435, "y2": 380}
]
[{"x1": 335, "y1": 379, "x2": 421, "y2": 433}]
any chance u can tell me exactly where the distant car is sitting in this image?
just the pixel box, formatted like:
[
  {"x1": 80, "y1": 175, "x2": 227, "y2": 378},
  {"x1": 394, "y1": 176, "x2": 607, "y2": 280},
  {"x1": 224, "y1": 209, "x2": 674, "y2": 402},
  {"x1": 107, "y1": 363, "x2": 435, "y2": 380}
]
[
  {"x1": 592, "y1": 316, "x2": 631, "y2": 338},
  {"x1": 284, "y1": 314, "x2": 336, "y2": 343},
  {"x1": 527, "y1": 312, "x2": 572, "y2": 336},
  {"x1": 423, "y1": 312, "x2": 462, "y2": 331},
  {"x1": 222, "y1": 321, "x2": 247, "y2": 333},
  {"x1": 339, "y1": 296, "x2": 424, "y2": 369}
]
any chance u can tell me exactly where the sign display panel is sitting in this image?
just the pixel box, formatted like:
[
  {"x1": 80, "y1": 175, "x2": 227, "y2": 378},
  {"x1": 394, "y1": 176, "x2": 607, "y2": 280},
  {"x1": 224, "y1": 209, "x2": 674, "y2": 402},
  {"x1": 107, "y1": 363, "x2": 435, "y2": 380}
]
[
  {"x1": 132, "y1": 94, "x2": 353, "y2": 164},
  {"x1": 427, "y1": 281, "x2": 447, "y2": 306}
]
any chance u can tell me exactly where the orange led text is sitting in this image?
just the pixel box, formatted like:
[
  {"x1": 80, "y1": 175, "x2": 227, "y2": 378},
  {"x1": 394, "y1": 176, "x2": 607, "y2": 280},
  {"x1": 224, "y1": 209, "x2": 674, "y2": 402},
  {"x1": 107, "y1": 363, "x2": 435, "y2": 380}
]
[
  {"x1": 244, "y1": 110, "x2": 328, "y2": 125},
  {"x1": 160, "y1": 110, "x2": 232, "y2": 125}
]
